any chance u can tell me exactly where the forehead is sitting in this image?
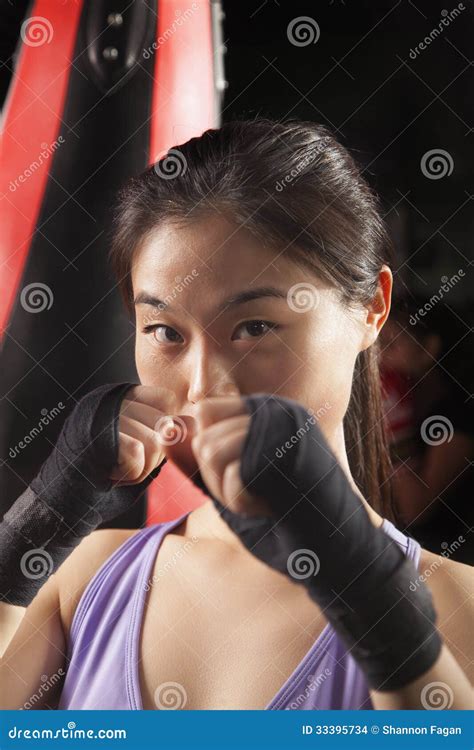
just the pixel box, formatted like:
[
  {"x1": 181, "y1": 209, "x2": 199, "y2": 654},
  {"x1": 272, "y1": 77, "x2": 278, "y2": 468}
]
[{"x1": 131, "y1": 214, "x2": 302, "y2": 289}]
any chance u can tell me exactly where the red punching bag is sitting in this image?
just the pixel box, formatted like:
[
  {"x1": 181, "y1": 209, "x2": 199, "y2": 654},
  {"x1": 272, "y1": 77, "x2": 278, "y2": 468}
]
[{"x1": 0, "y1": 0, "x2": 226, "y2": 527}]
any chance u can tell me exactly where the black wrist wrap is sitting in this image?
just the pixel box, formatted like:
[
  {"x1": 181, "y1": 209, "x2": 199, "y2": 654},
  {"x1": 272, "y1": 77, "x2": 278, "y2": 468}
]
[
  {"x1": 0, "y1": 383, "x2": 164, "y2": 606},
  {"x1": 193, "y1": 393, "x2": 442, "y2": 692}
]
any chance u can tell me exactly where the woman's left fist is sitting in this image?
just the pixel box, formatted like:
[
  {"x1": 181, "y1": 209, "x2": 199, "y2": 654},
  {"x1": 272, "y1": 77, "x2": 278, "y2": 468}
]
[{"x1": 163, "y1": 396, "x2": 271, "y2": 517}]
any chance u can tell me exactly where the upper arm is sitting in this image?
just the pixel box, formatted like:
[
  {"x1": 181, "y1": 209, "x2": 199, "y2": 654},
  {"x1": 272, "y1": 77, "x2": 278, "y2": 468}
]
[
  {"x1": 423, "y1": 553, "x2": 474, "y2": 685},
  {"x1": 0, "y1": 527, "x2": 136, "y2": 710},
  {"x1": 0, "y1": 572, "x2": 66, "y2": 709}
]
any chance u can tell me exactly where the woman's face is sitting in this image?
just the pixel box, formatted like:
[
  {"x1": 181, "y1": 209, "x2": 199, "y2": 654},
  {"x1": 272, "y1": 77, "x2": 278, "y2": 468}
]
[{"x1": 131, "y1": 214, "x2": 383, "y2": 449}]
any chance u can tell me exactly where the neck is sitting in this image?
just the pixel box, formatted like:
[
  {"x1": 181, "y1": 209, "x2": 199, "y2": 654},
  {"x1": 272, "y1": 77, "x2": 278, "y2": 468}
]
[{"x1": 184, "y1": 422, "x2": 384, "y2": 549}]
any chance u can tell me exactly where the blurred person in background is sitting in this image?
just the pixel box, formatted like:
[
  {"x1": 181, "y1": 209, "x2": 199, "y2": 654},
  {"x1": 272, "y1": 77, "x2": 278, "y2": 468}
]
[{"x1": 380, "y1": 298, "x2": 474, "y2": 565}]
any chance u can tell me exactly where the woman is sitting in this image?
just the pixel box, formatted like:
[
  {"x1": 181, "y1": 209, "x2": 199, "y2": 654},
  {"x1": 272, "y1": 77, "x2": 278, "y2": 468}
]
[{"x1": 0, "y1": 118, "x2": 472, "y2": 711}]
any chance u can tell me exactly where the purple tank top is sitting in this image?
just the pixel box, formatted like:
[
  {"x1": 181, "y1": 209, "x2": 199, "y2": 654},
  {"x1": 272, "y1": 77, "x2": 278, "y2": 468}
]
[{"x1": 57, "y1": 513, "x2": 421, "y2": 710}]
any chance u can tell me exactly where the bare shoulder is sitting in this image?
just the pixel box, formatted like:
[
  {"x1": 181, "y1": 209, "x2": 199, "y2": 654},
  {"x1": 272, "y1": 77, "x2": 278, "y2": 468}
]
[
  {"x1": 54, "y1": 528, "x2": 139, "y2": 639},
  {"x1": 418, "y1": 547, "x2": 473, "y2": 682},
  {"x1": 418, "y1": 547, "x2": 473, "y2": 597}
]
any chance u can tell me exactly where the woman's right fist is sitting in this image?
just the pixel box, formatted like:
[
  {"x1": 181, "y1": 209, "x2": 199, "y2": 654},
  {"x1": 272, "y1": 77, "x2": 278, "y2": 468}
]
[{"x1": 109, "y1": 385, "x2": 197, "y2": 486}]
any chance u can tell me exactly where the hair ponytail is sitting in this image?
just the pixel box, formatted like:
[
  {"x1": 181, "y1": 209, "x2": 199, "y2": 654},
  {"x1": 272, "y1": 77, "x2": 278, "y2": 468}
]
[{"x1": 345, "y1": 343, "x2": 396, "y2": 522}]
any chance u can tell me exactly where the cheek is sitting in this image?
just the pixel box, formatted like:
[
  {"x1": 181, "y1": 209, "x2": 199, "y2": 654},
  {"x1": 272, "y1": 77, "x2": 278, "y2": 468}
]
[
  {"x1": 135, "y1": 337, "x2": 170, "y2": 387},
  {"x1": 134, "y1": 336, "x2": 147, "y2": 383},
  {"x1": 294, "y1": 334, "x2": 359, "y2": 434}
]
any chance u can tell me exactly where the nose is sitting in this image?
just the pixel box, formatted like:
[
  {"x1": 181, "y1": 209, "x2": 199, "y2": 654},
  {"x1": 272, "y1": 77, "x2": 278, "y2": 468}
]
[{"x1": 186, "y1": 341, "x2": 240, "y2": 404}]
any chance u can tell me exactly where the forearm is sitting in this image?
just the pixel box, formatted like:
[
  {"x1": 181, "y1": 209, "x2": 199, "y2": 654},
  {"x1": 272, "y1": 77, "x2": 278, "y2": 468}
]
[
  {"x1": 233, "y1": 395, "x2": 443, "y2": 696},
  {"x1": 371, "y1": 643, "x2": 473, "y2": 710},
  {"x1": 0, "y1": 383, "x2": 161, "y2": 607}
]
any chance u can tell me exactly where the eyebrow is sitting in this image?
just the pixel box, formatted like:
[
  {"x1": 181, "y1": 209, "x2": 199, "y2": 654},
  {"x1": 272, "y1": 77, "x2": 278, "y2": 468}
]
[{"x1": 134, "y1": 286, "x2": 288, "y2": 316}]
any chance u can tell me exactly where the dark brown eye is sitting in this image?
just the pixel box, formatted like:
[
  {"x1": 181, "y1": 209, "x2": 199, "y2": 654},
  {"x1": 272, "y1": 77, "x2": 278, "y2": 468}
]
[
  {"x1": 233, "y1": 320, "x2": 277, "y2": 340},
  {"x1": 144, "y1": 324, "x2": 183, "y2": 343}
]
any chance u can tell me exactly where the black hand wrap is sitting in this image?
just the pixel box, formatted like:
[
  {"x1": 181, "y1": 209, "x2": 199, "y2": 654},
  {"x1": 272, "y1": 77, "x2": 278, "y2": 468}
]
[
  {"x1": 194, "y1": 393, "x2": 442, "y2": 693},
  {"x1": 0, "y1": 383, "x2": 164, "y2": 607}
]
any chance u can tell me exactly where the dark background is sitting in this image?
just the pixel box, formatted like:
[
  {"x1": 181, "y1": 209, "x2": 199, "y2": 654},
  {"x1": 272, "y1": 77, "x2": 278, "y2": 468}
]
[
  {"x1": 2, "y1": 0, "x2": 472, "y2": 332},
  {"x1": 1, "y1": 0, "x2": 473, "y2": 557}
]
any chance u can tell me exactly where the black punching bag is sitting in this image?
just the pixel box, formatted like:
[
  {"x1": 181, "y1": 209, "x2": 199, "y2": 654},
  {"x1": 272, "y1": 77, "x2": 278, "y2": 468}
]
[{"x1": 0, "y1": 0, "x2": 226, "y2": 527}]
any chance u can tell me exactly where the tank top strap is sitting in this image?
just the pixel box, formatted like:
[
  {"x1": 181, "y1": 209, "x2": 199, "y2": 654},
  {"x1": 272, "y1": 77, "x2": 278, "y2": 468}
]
[
  {"x1": 381, "y1": 517, "x2": 422, "y2": 571},
  {"x1": 70, "y1": 511, "x2": 190, "y2": 644}
]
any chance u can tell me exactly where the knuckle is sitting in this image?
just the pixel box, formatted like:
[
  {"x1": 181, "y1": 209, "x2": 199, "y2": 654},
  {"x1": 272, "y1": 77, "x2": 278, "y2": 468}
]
[
  {"x1": 148, "y1": 429, "x2": 166, "y2": 453},
  {"x1": 145, "y1": 440, "x2": 165, "y2": 471},
  {"x1": 127, "y1": 439, "x2": 145, "y2": 467},
  {"x1": 199, "y1": 441, "x2": 216, "y2": 466}
]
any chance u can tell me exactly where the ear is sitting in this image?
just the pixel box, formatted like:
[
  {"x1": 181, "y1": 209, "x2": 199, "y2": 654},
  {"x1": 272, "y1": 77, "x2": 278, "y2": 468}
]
[{"x1": 360, "y1": 265, "x2": 393, "y2": 351}]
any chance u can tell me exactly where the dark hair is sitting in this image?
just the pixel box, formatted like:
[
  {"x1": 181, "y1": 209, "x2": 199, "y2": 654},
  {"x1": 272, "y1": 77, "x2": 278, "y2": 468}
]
[{"x1": 109, "y1": 117, "x2": 396, "y2": 521}]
